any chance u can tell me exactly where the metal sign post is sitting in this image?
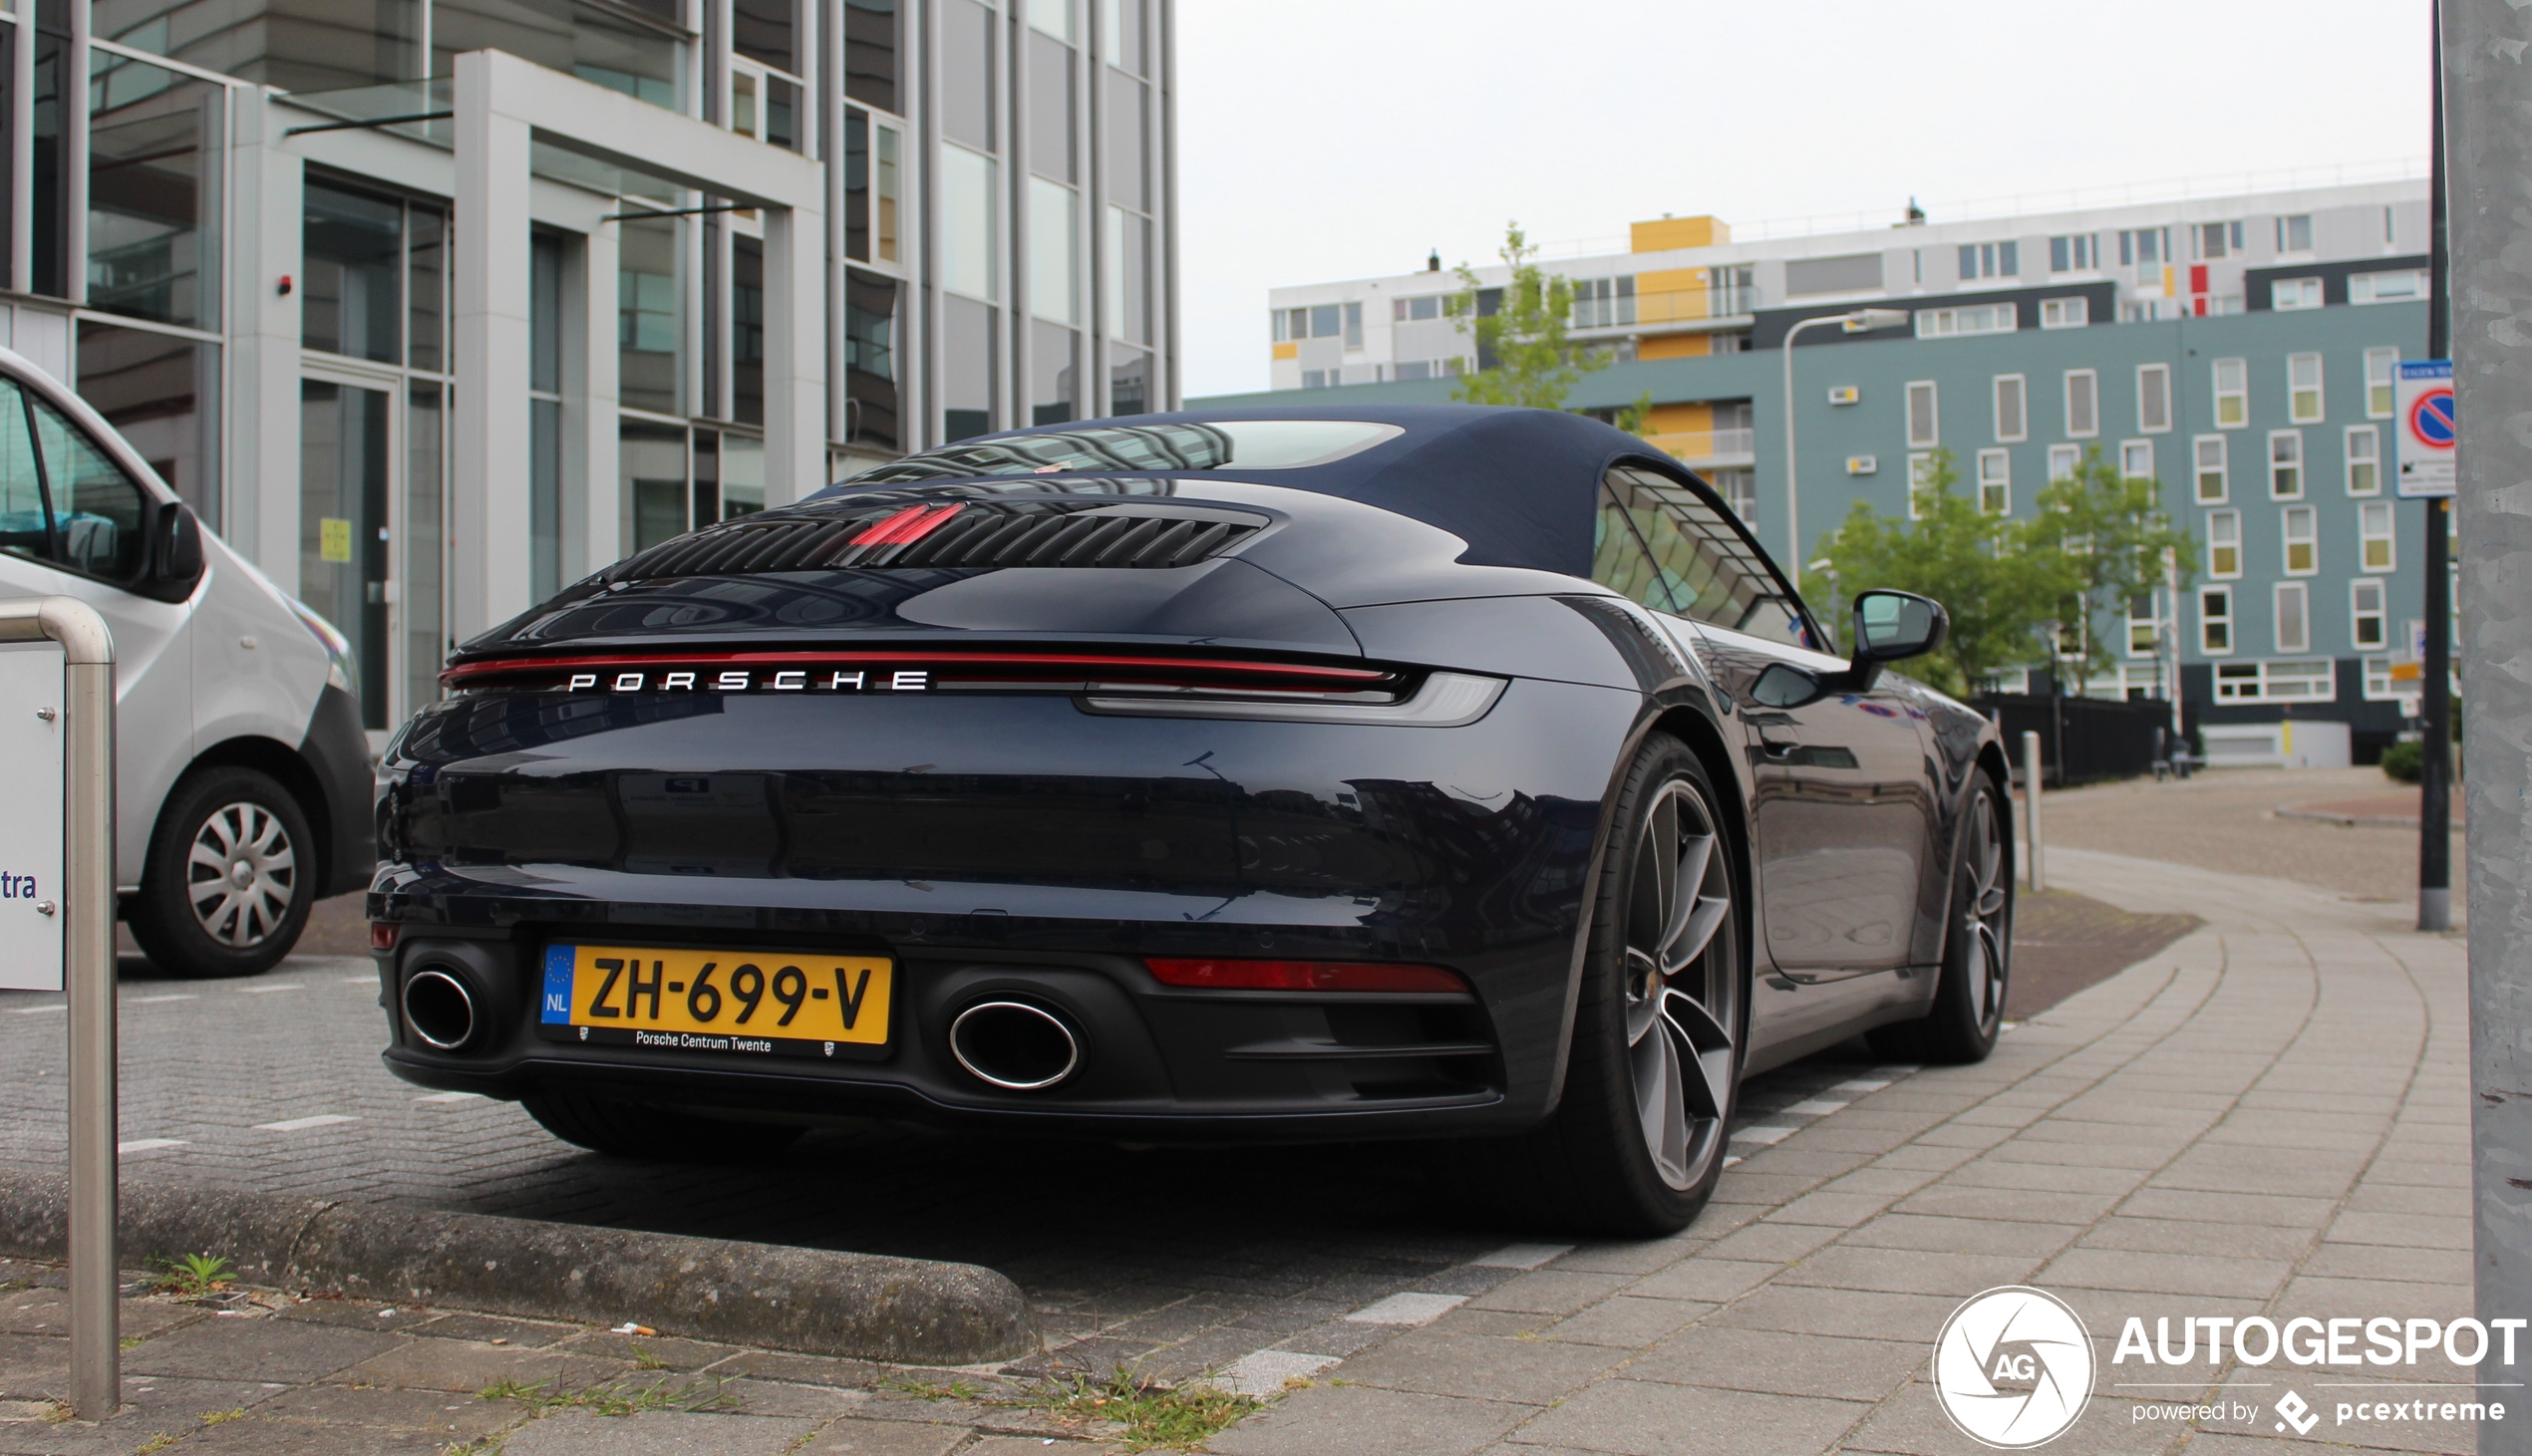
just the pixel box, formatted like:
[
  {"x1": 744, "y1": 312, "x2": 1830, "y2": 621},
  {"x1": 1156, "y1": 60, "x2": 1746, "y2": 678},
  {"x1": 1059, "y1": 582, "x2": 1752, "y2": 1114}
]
[{"x1": 0, "y1": 598, "x2": 117, "y2": 1419}]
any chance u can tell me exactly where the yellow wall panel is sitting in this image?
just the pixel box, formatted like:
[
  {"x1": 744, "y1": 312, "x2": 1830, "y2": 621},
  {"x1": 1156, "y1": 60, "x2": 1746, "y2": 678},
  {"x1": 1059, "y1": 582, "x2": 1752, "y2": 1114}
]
[
  {"x1": 1639, "y1": 335, "x2": 1711, "y2": 361},
  {"x1": 1629, "y1": 215, "x2": 1733, "y2": 253},
  {"x1": 1272, "y1": 342, "x2": 1298, "y2": 360},
  {"x1": 1647, "y1": 402, "x2": 1713, "y2": 435}
]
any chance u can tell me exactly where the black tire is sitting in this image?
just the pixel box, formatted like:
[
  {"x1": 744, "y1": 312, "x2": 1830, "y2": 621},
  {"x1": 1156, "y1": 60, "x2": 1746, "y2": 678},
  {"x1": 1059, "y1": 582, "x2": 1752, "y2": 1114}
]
[
  {"x1": 1869, "y1": 777, "x2": 2012, "y2": 1064},
  {"x1": 1468, "y1": 734, "x2": 1745, "y2": 1237},
  {"x1": 521, "y1": 1088, "x2": 805, "y2": 1163},
  {"x1": 127, "y1": 767, "x2": 317, "y2": 980}
]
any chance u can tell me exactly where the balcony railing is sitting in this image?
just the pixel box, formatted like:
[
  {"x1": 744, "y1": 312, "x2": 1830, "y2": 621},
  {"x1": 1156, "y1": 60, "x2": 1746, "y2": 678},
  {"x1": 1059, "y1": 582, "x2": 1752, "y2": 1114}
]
[
  {"x1": 1647, "y1": 428, "x2": 1756, "y2": 461},
  {"x1": 1571, "y1": 286, "x2": 1761, "y2": 331}
]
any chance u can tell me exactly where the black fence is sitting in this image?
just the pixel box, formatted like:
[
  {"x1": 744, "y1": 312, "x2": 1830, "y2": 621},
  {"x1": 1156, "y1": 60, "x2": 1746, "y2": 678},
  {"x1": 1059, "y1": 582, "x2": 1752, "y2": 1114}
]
[{"x1": 1969, "y1": 693, "x2": 2174, "y2": 787}]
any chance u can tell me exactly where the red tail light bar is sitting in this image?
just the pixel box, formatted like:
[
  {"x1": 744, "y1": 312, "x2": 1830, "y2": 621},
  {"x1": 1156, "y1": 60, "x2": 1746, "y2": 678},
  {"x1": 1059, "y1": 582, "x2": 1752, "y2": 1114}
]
[
  {"x1": 1143, "y1": 958, "x2": 1469, "y2": 995},
  {"x1": 443, "y1": 649, "x2": 1399, "y2": 697}
]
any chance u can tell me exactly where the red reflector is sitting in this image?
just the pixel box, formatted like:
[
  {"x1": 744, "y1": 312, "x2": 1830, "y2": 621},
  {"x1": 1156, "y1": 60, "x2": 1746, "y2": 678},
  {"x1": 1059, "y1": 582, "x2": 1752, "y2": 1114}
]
[
  {"x1": 1143, "y1": 958, "x2": 1466, "y2": 994},
  {"x1": 370, "y1": 922, "x2": 399, "y2": 952},
  {"x1": 857, "y1": 502, "x2": 962, "y2": 547}
]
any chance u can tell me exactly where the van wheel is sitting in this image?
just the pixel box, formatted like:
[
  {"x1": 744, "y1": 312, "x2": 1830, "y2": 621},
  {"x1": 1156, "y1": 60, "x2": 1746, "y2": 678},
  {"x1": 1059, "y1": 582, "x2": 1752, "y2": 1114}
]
[
  {"x1": 128, "y1": 767, "x2": 316, "y2": 980},
  {"x1": 522, "y1": 1089, "x2": 806, "y2": 1162}
]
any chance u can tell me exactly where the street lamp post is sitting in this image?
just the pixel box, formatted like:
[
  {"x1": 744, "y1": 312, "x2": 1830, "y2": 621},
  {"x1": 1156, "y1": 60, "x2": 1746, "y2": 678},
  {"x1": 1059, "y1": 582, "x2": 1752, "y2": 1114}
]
[{"x1": 1780, "y1": 307, "x2": 1912, "y2": 574}]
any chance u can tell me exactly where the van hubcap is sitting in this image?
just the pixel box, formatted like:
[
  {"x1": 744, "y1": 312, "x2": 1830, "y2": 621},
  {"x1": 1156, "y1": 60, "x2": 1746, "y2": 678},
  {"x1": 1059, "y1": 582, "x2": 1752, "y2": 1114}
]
[{"x1": 187, "y1": 802, "x2": 297, "y2": 948}]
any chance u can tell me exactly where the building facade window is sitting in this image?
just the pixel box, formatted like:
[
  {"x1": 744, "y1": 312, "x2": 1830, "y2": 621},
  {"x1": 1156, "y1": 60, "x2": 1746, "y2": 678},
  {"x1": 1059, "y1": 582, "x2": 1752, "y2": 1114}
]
[
  {"x1": 2366, "y1": 348, "x2": 2399, "y2": 418},
  {"x1": 2048, "y1": 442, "x2": 2080, "y2": 481},
  {"x1": 1916, "y1": 303, "x2": 2016, "y2": 338},
  {"x1": 2194, "y1": 436, "x2": 2227, "y2": 503},
  {"x1": 2359, "y1": 500, "x2": 2395, "y2": 570},
  {"x1": 1958, "y1": 241, "x2": 2019, "y2": 279},
  {"x1": 2277, "y1": 213, "x2": 2315, "y2": 252},
  {"x1": 2352, "y1": 578, "x2": 2387, "y2": 650},
  {"x1": 2120, "y1": 439, "x2": 2153, "y2": 479},
  {"x1": 2050, "y1": 234, "x2": 2097, "y2": 271},
  {"x1": 2216, "y1": 658, "x2": 2334, "y2": 701},
  {"x1": 2282, "y1": 504, "x2": 2318, "y2": 574},
  {"x1": 2118, "y1": 227, "x2": 2167, "y2": 284},
  {"x1": 2288, "y1": 353, "x2": 2324, "y2": 423},
  {"x1": 2346, "y1": 425, "x2": 2380, "y2": 495},
  {"x1": 2269, "y1": 431, "x2": 2304, "y2": 498},
  {"x1": 2128, "y1": 593, "x2": 2159, "y2": 656},
  {"x1": 1906, "y1": 381, "x2": 1938, "y2": 447},
  {"x1": 1977, "y1": 447, "x2": 2011, "y2": 514},
  {"x1": 1710, "y1": 467, "x2": 1755, "y2": 522},
  {"x1": 1907, "y1": 451, "x2": 1934, "y2": 519},
  {"x1": 2207, "y1": 509, "x2": 2241, "y2": 578},
  {"x1": 2201, "y1": 587, "x2": 2234, "y2": 654},
  {"x1": 2213, "y1": 358, "x2": 2248, "y2": 429},
  {"x1": 2064, "y1": 369, "x2": 2097, "y2": 437},
  {"x1": 2193, "y1": 221, "x2": 2244, "y2": 259},
  {"x1": 1571, "y1": 275, "x2": 1635, "y2": 328},
  {"x1": 2039, "y1": 297, "x2": 2087, "y2": 328},
  {"x1": 2274, "y1": 581, "x2": 2310, "y2": 653},
  {"x1": 2273, "y1": 276, "x2": 2323, "y2": 310},
  {"x1": 2137, "y1": 363, "x2": 2171, "y2": 433},
  {"x1": 2351, "y1": 269, "x2": 2428, "y2": 304},
  {"x1": 1993, "y1": 374, "x2": 2026, "y2": 441}
]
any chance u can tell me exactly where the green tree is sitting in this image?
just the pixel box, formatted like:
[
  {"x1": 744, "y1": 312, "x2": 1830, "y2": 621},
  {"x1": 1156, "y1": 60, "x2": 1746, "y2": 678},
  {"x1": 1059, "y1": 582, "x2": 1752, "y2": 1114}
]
[
  {"x1": 1448, "y1": 222, "x2": 1609, "y2": 409},
  {"x1": 1799, "y1": 451, "x2": 2063, "y2": 698},
  {"x1": 2021, "y1": 446, "x2": 2199, "y2": 694}
]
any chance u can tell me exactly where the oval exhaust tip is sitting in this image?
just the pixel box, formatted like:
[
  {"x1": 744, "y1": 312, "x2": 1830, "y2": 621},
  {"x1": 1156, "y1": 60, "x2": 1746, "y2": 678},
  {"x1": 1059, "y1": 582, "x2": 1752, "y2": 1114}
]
[
  {"x1": 402, "y1": 968, "x2": 477, "y2": 1051},
  {"x1": 948, "y1": 1000, "x2": 1081, "y2": 1091}
]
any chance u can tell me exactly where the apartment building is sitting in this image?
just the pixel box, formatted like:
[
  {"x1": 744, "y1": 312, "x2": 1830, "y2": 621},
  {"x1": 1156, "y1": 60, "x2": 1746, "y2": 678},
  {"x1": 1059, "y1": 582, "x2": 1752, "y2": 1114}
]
[
  {"x1": 0, "y1": 0, "x2": 1176, "y2": 739},
  {"x1": 1228, "y1": 179, "x2": 2434, "y2": 757}
]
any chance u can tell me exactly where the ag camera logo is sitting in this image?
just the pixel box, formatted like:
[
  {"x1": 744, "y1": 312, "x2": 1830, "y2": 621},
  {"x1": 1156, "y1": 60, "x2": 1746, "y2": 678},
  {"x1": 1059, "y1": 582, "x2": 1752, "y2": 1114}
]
[{"x1": 1933, "y1": 1287, "x2": 2096, "y2": 1448}]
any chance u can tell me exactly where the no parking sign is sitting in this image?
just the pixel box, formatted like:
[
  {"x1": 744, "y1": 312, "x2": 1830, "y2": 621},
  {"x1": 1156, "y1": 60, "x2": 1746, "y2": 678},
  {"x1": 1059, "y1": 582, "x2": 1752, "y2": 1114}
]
[{"x1": 2396, "y1": 360, "x2": 2455, "y2": 497}]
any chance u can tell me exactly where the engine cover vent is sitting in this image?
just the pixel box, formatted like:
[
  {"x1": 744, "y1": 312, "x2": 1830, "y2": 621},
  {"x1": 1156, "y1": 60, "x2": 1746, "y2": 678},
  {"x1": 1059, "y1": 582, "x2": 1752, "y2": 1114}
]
[{"x1": 604, "y1": 499, "x2": 1263, "y2": 582}]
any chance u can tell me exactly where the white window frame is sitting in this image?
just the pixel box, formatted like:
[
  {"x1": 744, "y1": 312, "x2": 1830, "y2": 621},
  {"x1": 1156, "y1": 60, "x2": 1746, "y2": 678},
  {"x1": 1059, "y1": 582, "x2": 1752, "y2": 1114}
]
[
  {"x1": 2346, "y1": 425, "x2": 2381, "y2": 496},
  {"x1": 2287, "y1": 353, "x2": 2325, "y2": 425},
  {"x1": 2365, "y1": 347, "x2": 2399, "y2": 419},
  {"x1": 2273, "y1": 277, "x2": 2324, "y2": 311},
  {"x1": 2048, "y1": 443, "x2": 2080, "y2": 481},
  {"x1": 2126, "y1": 593, "x2": 2159, "y2": 658},
  {"x1": 1906, "y1": 452, "x2": 1934, "y2": 520},
  {"x1": 2276, "y1": 214, "x2": 2315, "y2": 254},
  {"x1": 2212, "y1": 358, "x2": 2248, "y2": 430},
  {"x1": 2274, "y1": 581, "x2": 2311, "y2": 654},
  {"x1": 1905, "y1": 381, "x2": 1939, "y2": 448},
  {"x1": 2282, "y1": 504, "x2": 2319, "y2": 576},
  {"x1": 1993, "y1": 374, "x2": 2028, "y2": 442},
  {"x1": 1915, "y1": 303, "x2": 2018, "y2": 339},
  {"x1": 1977, "y1": 448, "x2": 2012, "y2": 514},
  {"x1": 2269, "y1": 430, "x2": 2305, "y2": 499},
  {"x1": 2136, "y1": 364, "x2": 2172, "y2": 434},
  {"x1": 2063, "y1": 369, "x2": 2098, "y2": 438},
  {"x1": 2351, "y1": 578, "x2": 2388, "y2": 652},
  {"x1": 2193, "y1": 435, "x2": 2227, "y2": 504},
  {"x1": 2359, "y1": 499, "x2": 2395, "y2": 571},
  {"x1": 2039, "y1": 297, "x2": 2088, "y2": 329},
  {"x1": 2200, "y1": 587, "x2": 2235, "y2": 656},
  {"x1": 2119, "y1": 439, "x2": 2154, "y2": 480},
  {"x1": 2350, "y1": 270, "x2": 2429, "y2": 305},
  {"x1": 2206, "y1": 508, "x2": 2242, "y2": 579},
  {"x1": 2215, "y1": 658, "x2": 2335, "y2": 702}
]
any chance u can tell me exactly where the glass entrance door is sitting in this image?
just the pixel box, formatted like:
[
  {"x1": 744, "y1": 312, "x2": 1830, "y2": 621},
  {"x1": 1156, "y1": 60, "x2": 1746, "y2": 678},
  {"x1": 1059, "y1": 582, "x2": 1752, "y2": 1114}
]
[{"x1": 300, "y1": 378, "x2": 392, "y2": 729}]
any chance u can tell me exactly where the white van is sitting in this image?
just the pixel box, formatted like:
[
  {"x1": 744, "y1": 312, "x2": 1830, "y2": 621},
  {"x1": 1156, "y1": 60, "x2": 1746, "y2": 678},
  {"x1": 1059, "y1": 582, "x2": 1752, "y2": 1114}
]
[{"x1": 0, "y1": 346, "x2": 370, "y2": 978}]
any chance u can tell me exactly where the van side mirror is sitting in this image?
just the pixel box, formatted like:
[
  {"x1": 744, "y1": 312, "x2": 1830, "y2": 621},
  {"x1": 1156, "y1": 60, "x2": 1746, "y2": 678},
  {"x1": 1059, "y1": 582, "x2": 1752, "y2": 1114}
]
[
  {"x1": 1842, "y1": 589, "x2": 1948, "y2": 693},
  {"x1": 143, "y1": 500, "x2": 203, "y2": 602}
]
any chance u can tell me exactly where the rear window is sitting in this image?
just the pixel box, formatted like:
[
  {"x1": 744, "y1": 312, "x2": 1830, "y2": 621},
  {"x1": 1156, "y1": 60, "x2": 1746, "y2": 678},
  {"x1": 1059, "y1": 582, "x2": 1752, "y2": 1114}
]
[{"x1": 842, "y1": 420, "x2": 1402, "y2": 484}]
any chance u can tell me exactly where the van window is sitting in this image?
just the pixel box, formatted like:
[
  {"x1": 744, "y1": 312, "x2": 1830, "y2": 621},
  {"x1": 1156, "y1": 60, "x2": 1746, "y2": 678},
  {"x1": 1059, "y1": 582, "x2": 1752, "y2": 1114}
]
[
  {"x1": 1594, "y1": 465, "x2": 1809, "y2": 646},
  {"x1": 30, "y1": 397, "x2": 146, "y2": 581},
  {"x1": 0, "y1": 382, "x2": 49, "y2": 565}
]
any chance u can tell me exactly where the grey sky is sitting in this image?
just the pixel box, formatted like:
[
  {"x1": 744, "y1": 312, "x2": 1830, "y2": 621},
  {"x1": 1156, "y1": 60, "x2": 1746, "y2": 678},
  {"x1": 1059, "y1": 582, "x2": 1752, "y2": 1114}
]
[{"x1": 1176, "y1": 0, "x2": 2431, "y2": 399}]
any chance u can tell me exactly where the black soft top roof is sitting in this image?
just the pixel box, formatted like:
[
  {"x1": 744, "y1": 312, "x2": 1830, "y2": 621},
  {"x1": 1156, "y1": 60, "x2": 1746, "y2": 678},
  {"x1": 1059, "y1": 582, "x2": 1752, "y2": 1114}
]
[{"x1": 815, "y1": 404, "x2": 1681, "y2": 578}]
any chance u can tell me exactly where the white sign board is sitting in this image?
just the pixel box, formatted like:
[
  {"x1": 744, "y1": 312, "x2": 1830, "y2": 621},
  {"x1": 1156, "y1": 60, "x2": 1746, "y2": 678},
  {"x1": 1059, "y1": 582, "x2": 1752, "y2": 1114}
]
[
  {"x1": 0, "y1": 644, "x2": 63, "y2": 991},
  {"x1": 2396, "y1": 359, "x2": 2456, "y2": 497}
]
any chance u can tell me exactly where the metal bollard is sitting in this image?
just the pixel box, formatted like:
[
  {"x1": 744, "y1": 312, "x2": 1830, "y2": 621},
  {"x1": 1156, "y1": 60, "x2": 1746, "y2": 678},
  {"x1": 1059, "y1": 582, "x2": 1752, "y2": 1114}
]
[
  {"x1": 2022, "y1": 729, "x2": 2046, "y2": 893},
  {"x1": 0, "y1": 598, "x2": 117, "y2": 1419}
]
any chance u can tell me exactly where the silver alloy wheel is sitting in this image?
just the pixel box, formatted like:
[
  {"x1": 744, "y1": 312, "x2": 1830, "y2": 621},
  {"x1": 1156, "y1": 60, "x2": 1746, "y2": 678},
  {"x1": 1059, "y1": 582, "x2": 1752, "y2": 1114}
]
[
  {"x1": 186, "y1": 801, "x2": 298, "y2": 948},
  {"x1": 1960, "y1": 790, "x2": 2010, "y2": 1034},
  {"x1": 1623, "y1": 778, "x2": 1739, "y2": 1190}
]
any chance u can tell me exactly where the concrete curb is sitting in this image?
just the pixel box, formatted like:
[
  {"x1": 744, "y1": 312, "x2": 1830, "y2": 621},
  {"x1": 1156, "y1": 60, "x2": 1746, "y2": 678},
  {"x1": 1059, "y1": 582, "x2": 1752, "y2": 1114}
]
[{"x1": 0, "y1": 1171, "x2": 1039, "y2": 1366}]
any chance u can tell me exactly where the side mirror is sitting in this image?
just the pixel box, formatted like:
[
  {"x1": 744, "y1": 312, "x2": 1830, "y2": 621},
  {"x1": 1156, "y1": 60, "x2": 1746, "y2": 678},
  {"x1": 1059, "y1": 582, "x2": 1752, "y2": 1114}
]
[
  {"x1": 144, "y1": 500, "x2": 203, "y2": 602},
  {"x1": 1843, "y1": 589, "x2": 1948, "y2": 692}
]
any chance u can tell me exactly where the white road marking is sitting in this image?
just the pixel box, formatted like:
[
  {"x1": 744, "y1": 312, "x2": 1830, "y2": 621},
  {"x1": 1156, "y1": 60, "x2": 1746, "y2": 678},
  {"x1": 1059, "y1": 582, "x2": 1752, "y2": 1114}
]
[
  {"x1": 118, "y1": 1139, "x2": 187, "y2": 1153},
  {"x1": 256, "y1": 1114, "x2": 357, "y2": 1132},
  {"x1": 1344, "y1": 1293, "x2": 1466, "y2": 1325},
  {"x1": 237, "y1": 984, "x2": 304, "y2": 995},
  {"x1": 1732, "y1": 1124, "x2": 1796, "y2": 1145},
  {"x1": 416, "y1": 1092, "x2": 485, "y2": 1104},
  {"x1": 1218, "y1": 1350, "x2": 1342, "y2": 1397},
  {"x1": 1829, "y1": 1077, "x2": 1891, "y2": 1094},
  {"x1": 129, "y1": 995, "x2": 196, "y2": 1005},
  {"x1": 1469, "y1": 1243, "x2": 1571, "y2": 1271},
  {"x1": 1724, "y1": 1154, "x2": 1743, "y2": 1167},
  {"x1": 1784, "y1": 1098, "x2": 1849, "y2": 1116},
  {"x1": 7, "y1": 1006, "x2": 64, "y2": 1016}
]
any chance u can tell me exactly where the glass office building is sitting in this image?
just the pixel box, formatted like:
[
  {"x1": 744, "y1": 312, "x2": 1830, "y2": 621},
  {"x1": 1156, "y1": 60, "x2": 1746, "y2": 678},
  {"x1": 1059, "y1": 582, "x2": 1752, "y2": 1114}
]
[{"x1": 0, "y1": 0, "x2": 1177, "y2": 738}]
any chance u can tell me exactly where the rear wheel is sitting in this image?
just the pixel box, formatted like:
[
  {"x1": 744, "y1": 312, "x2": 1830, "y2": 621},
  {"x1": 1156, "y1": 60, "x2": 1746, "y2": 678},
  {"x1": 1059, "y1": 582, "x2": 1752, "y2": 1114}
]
[
  {"x1": 1870, "y1": 779, "x2": 2011, "y2": 1064},
  {"x1": 1471, "y1": 735, "x2": 1743, "y2": 1236},
  {"x1": 521, "y1": 1088, "x2": 805, "y2": 1162},
  {"x1": 127, "y1": 767, "x2": 316, "y2": 980}
]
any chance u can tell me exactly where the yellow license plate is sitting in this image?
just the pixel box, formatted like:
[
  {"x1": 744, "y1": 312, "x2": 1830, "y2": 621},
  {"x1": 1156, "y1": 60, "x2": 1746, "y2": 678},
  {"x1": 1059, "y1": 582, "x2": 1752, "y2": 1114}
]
[{"x1": 537, "y1": 944, "x2": 893, "y2": 1060}]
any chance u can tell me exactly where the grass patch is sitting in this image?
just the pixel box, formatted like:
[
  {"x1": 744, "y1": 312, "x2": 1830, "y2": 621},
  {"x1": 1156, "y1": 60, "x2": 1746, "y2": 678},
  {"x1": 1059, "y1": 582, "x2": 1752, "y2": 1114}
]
[
  {"x1": 152, "y1": 1253, "x2": 232, "y2": 1299},
  {"x1": 627, "y1": 1342, "x2": 669, "y2": 1371},
  {"x1": 1021, "y1": 1367, "x2": 1260, "y2": 1453},
  {"x1": 200, "y1": 1406, "x2": 246, "y2": 1425},
  {"x1": 478, "y1": 1373, "x2": 735, "y2": 1418},
  {"x1": 883, "y1": 1374, "x2": 986, "y2": 1402},
  {"x1": 133, "y1": 1434, "x2": 175, "y2": 1455}
]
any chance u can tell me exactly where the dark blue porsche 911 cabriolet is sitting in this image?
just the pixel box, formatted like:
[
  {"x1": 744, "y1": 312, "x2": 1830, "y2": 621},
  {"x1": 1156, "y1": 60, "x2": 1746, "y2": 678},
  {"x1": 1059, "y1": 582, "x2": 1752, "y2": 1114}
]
[{"x1": 369, "y1": 405, "x2": 2012, "y2": 1234}]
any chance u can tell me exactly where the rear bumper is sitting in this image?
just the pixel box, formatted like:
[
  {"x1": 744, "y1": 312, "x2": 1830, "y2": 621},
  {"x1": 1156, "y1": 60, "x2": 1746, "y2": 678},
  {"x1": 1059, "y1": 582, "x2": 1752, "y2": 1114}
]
[{"x1": 371, "y1": 677, "x2": 1639, "y2": 1139}]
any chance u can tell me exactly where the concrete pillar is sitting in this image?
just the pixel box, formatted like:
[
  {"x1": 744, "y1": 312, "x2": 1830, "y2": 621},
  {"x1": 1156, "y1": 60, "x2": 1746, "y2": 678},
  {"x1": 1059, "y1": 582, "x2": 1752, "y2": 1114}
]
[
  {"x1": 574, "y1": 221, "x2": 621, "y2": 570},
  {"x1": 763, "y1": 198, "x2": 827, "y2": 503},
  {"x1": 2447, "y1": 0, "x2": 2532, "y2": 1431},
  {"x1": 451, "y1": 51, "x2": 535, "y2": 642},
  {"x1": 224, "y1": 95, "x2": 302, "y2": 583}
]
